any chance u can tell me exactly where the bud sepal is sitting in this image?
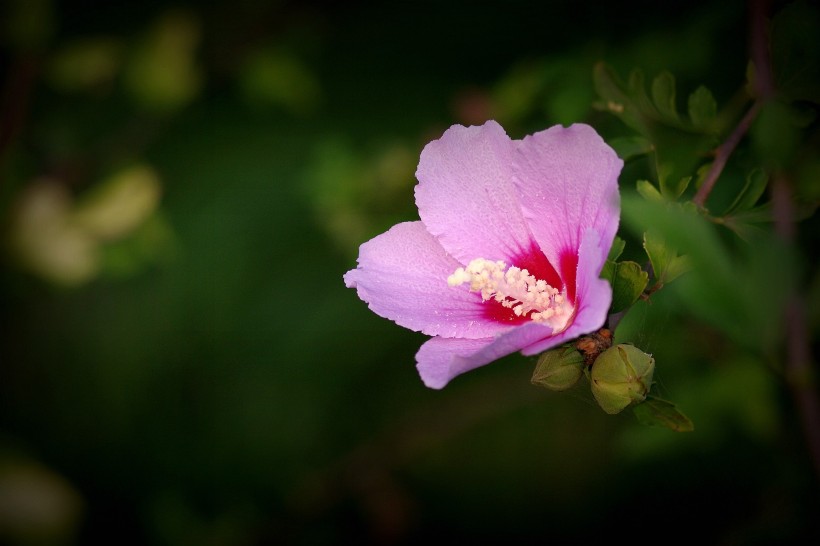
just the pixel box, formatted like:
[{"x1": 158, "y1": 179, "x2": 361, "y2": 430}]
[
  {"x1": 531, "y1": 345, "x2": 585, "y2": 391},
  {"x1": 590, "y1": 344, "x2": 655, "y2": 414},
  {"x1": 632, "y1": 395, "x2": 694, "y2": 432}
]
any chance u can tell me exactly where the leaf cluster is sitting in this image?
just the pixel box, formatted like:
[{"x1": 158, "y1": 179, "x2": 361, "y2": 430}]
[
  {"x1": 594, "y1": 64, "x2": 720, "y2": 199},
  {"x1": 582, "y1": 2, "x2": 820, "y2": 431}
]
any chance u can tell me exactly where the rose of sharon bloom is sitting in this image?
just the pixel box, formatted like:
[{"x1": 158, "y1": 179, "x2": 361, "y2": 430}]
[{"x1": 344, "y1": 121, "x2": 622, "y2": 389}]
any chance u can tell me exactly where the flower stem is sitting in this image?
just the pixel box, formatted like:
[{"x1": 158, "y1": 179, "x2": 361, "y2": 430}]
[
  {"x1": 773, "y1": 172, "x2": 820, "y2": 479},
  {"x1": 692, "y1": 100, "x2": 761, "y2": 208},
  {"x1": 749, "y1": 0, "x2": 820, "y2": 479},
  {"x1": 692, "y1": 0, "x2": 775, "y2": 209}
]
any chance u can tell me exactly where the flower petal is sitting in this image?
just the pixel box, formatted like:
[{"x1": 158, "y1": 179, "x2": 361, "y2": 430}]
[
  {"x1": 344, "y1": 221, "x2": 514, "y2": 339},
  {"x1": 512, "y1": 123, "x2": 622, "y2": 276},
  {"x1": 416, "y1": 322, "x2": 554, "y2": 389},
  {"x1": 416, "y1": 230, "x2": 614, "y2": 389},
  {"x1": 521, "y1": 229, "x2": 612, "y2": 356},
  {"x1": 415, "y1": 337, "x2": 495, "y2": 389},
  {"x1": 415, "y1": 121, "x2": 536, "y2": 264}
]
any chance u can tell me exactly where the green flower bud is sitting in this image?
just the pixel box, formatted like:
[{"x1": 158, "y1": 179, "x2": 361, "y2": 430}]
[
  {"x1": 590, "y1": 344, "x2": 655, "y2": 414},
  {"x1": 531, "y1": 345, "x2": 585, "y2": 391}
]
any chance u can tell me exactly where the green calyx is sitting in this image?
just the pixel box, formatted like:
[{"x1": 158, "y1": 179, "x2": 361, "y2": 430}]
[
  {"x1": 531, "y1": 345, "x2": 585, "y2": 391},
  {"x1": 590, "y1": 344, "x2": 655, "y2": 414}
]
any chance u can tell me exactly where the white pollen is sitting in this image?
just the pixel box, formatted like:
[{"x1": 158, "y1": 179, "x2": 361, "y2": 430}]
[
  {"x1": 447, "y1": 268, "x2": 470, "y2": 287},
  {"x1": 447, "y1": 257, "x2": 573, "y2": 330}
]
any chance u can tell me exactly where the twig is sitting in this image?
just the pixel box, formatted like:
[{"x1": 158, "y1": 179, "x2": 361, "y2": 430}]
[
  {"x1": 692, "y1": 0, "x2": 775, "y2": 209},
  {"x1": 772, "y1": 173, "x2": 820, "y2": 478},
  {"x1": 748, "y1": 0, "x2": 820, "y2": 479},
  {"x1": 692, "y1": 100, "x2": 762, "y2": 207},
  {"x1": 749, "y1": 0, "x2": 774, "y2": 100}
]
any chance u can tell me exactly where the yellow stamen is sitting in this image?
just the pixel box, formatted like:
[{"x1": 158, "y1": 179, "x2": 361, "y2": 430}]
[{"x1": 448, "y1": 258, "x2": 572, "y2": 330}]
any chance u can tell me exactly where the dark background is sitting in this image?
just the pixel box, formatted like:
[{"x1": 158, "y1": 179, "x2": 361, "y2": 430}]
[{"x1": 1, "y1": 0, "x2": 817, "y2": 544}]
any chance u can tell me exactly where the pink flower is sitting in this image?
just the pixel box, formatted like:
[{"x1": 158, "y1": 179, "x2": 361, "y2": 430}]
[{"x1": 344, "y1": 121, "x2": 622, "y2": 389}]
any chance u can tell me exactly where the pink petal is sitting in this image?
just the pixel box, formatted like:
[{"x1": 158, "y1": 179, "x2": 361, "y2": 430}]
[
  {"x1": 415, "y1": 337, "x2": 495, "y2": 389},
  {"x1": 344, "y1": 221, "x2": 514, "y2": 339},
  {"x1": 414, "y1": 230, "x2": 613, "y2": 390},
  {"x1": 416, "y1": 322, "x2": 555, "y2": 389},
  {"x1": 512, "y1": 124, "x2": 622, "y2": 280},
  {"x1": 415, "y1": 121, "x2": 536, "y2": 265},
  {"x1": 521, "y1": 229, "x2": 612, "y2": 356}
]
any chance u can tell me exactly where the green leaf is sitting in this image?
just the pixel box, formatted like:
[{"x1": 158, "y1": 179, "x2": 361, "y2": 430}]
[
  {"x1": 687, "y1": 85, "x2": 718, "y2": 130},
  {"x1": 664, "y1": 255, "x2": 691, "y2": 286},
  {"x1": 751, "y1": 100, "x2": 800, "y2": 168},
  {"x1": 628, "y1": 69, "x2": 655, "y2": 118},
  {"x1": 725, "y1": 201, "x2": 815, "y2": 228},
  {"x1": 600, "y1": 260, "x2": 615, "y2": 283},
  {"x1": 623, "y1": 196, "x2": 732, "y2": 279},
  {"x1": 633, "y1": 396, "x2": 694, "y2": 432},
  {"x1": 721, "y1": 200, "x2": 817, "y2": 242},
  {"x1": 608, "y1": 261, "x2": 649, "y2": 313},
  {"x1": 643, "y1": 230, "x2": 674, "y2": 285},
  {"x1": 622, "y1": 196, "x2": 797, "y2": 351},
  {"x1": 664, "y1": 175, "x2": 692, "y2": 199},
  {"x1": 594, "y1": 63, "x2": 718, "y2": 200},
  {"x1": 725, "y1": 168, "x2": 769, "y2": 214},
  {"x1": 609, "y1": 136, "x2": 653, "y2": 161},
  {"x1": 692, "y1": 162, "x2": 712, "y2": 190},
  {"x1": 636, "y1": 179, "x2": 663, "y2": 201},
  {"x1": 651, "y1": 71, "x2": 678, "y2": 122},
  {"x1": 592, "y1": 63, "x2": 646, "y2": 134},
  {"x1": 643, "y1": 229, "x2": 691, "y2": 287},
  {"x1": 652, "y1": 129, "x2": 711, "y2": 199},
  {"x1": 607, "y1": 236, "x2": 626, "y2": 262},
  {"x1": 621, "y1": 196, "x2": 740, "y2": 335}
]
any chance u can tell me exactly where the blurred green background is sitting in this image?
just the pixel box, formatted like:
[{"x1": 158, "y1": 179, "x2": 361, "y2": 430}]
[{"x1": 1, "y1": 0, "x2": 818, "y2": 544}]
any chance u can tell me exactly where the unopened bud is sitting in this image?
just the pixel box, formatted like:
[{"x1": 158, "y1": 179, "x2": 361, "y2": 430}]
[
  {"x1": 531, "y1": 345, "x2": 585, "y2": 391},
  {"x1": 590, "y1": 344, "x2": 655, "y2": 414}
]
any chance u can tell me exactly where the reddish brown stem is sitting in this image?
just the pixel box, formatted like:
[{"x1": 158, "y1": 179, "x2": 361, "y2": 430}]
[
  {"x1": 693, "y1": 0, "x2": 774, "y2": 209},
  {"x1": 750, "y1": 0, "x2": 820, "y2": 479},
  {"x1": 772, "y1": 173, "x2": 820, "y2": 478},
  {"x1": 692, "y1": 100, "x2": 761, "y2": 208}
]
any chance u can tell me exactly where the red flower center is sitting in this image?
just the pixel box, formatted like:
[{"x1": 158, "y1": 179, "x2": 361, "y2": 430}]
[{"x1": 481, "y1": 244, "x2": 576, "y2": 325}]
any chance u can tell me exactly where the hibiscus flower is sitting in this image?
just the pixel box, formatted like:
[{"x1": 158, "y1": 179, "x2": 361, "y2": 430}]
[{"x1": 344, "y1": 120, "x2": 622, "y2": 389}]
